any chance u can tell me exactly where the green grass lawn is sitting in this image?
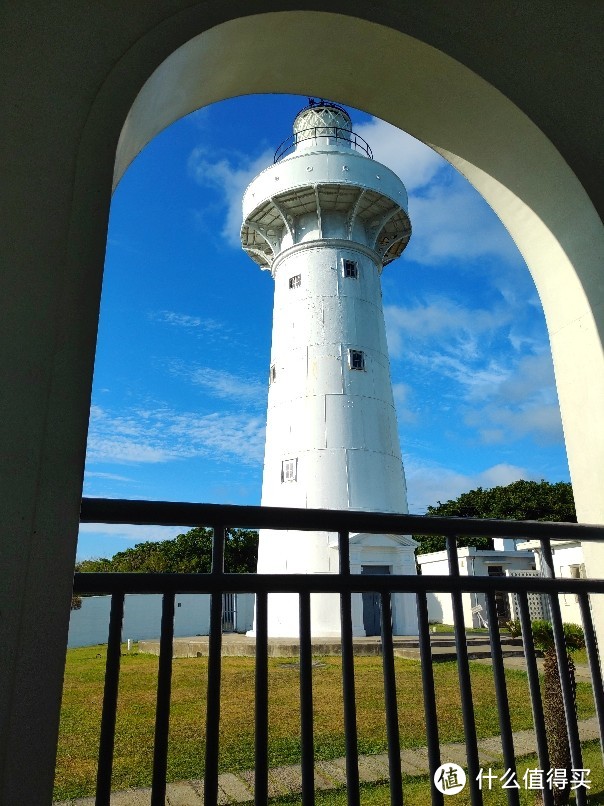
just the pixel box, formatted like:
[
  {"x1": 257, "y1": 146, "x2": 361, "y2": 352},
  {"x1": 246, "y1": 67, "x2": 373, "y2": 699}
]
[{"x1": 54, "y1": 645, "x2": 598, "y2": 800}]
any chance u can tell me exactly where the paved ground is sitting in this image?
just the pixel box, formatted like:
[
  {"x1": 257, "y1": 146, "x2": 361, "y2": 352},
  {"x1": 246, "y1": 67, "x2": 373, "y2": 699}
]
[
  {"x1": 139, "y1": 633, "x2": 596, "y2": 678},
  {"x1": 55, "y1": 716, "x2": 601, "y2": 805},
  {"x1": 138, "y1": 632, "x2": 528, "y2": 662}
]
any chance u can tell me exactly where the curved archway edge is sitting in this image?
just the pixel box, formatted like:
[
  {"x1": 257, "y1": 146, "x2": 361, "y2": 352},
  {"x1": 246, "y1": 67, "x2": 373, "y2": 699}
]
[
  {"x1": 113, "y1": 12, "x2": 604, "y2": 523},
  {"x1": 1, "y1": 7, "x2": 603, "y2": 802}
]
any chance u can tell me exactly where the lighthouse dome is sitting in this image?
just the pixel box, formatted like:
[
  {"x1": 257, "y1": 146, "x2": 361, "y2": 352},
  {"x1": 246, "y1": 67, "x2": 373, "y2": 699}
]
[
  {"x1": 292, "y1": 99, "x2": 353, "y2": 152},
  {"x1": 293, "y1": 100, "x2": 352, "y2": 136}
]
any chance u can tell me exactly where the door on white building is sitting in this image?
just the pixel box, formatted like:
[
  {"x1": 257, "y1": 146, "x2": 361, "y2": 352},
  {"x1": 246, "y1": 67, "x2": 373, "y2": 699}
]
[
  {"x1": 361, "y1": 565, "x2": 390, "y2": 636},
  {"x1": 487, "y1": 566, "x2": 511, "y2": 623},
  {"x1": 222, "y1": 593, "x2": 236, "y2": 632}
]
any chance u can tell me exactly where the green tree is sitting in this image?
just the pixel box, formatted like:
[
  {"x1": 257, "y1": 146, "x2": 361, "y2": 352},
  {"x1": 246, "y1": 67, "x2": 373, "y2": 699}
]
[
  {"x1": 76, "y1": 527, "x2": 259, "y2": 573},
  {"x1": 414, "y1": 480, "x2": 575, "y2": 554}
]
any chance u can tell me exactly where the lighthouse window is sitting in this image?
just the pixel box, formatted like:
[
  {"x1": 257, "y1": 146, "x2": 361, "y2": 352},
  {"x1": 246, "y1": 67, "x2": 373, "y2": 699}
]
[
  {"x1": 348, "y1": 349, "x2": 365, "y2": 371},
  {"x1": 269, "y1": 364, "x2": 276, "y2": 384},
  {"x1": 343, "y1": 259, "x2": 358, "y2": 278},
  {"x1": 289, "y1": 274, "x2": 301, "y2": 289},
  {"x1": 281, "y1": 458, "x2": 297, "y2": 482}
]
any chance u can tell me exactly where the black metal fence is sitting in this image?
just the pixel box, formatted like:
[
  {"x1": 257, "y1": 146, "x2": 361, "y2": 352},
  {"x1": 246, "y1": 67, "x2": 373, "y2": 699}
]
[{"x1": 74, "y1": 497, "x2": 604, "y2": 806}]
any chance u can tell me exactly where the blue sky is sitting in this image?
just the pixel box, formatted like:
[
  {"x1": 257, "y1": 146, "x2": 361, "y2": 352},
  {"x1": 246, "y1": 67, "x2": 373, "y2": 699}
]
[{"x1": 79, "y1": 94, "x2": 570, "y2": 560}]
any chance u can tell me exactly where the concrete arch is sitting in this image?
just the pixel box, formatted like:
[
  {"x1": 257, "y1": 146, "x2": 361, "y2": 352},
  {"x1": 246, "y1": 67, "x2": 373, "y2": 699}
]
[
  {"x1": 2, "y1": 6, "x2": 603, "y2": 802},
  {"x1": 110, "y1": 11, "x2": 604, "y2": 525}
]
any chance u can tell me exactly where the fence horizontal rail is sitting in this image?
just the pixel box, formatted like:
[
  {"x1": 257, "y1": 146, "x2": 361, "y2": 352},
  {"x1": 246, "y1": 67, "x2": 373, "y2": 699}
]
[
  {"x1": 73, "y1": 572, "x2": 604, "y2": 596},
  {"x1": 80, "y1": 497, "x2": 604, "y2": 541}
]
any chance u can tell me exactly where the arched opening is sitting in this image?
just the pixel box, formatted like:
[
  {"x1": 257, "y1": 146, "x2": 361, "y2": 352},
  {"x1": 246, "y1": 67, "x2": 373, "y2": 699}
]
[
  {"x1": 108, "y1": 12, "x2": 603, "y2": 531},
  {"x1": 81, "y1": 92, "x2": 570, "y2": 561},
  {"x1": 99, "y1": 12, "x2": 604, "y2": 649},
  {"x1": 4, "y1": 9, "x2": 603, "y2": 802}
]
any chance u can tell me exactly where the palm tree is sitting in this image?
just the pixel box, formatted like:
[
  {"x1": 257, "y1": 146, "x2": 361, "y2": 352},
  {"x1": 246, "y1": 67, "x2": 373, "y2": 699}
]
[{"x1": 530, "y1": 620, "x2": 585, "y2": 806}]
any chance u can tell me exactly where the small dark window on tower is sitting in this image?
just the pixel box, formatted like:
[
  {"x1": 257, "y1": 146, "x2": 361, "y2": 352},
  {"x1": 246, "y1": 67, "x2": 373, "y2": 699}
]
[
  {"x1": 343, "y1": 259, "x2": 358, "y2": 278},
  {"x1": 281, "y1": 458, "x2": 297, "y2": 482},
  {"x1": 348, "y1": 349, "x2": 365, "y2": 370},
  {"x1": 269, "y1": 364, "x2": 276, "y2": 384},
  {"x1": 289, "y1": 274, "x2": 301, "y2": 289}
]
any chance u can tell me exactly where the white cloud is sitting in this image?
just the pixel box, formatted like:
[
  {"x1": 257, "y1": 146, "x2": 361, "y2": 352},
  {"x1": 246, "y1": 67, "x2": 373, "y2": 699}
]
[
  {"x1": 495, "y1": 352, "x2": 556, "y2": 404},
  {"x1": 385, "y1": 297, "x2": 563, "y2": 446},
  {"x1": 84, "y1": 471, "x2": 135, "y2": 483},
  {"x1": 392, "y1": 382, "x2": 418, "y2": 424},
  {"x1": 168, "y1": 361, "x2": 266, "y2": 404},
  {"x1": 78, "y1": 523, "x2": 183, "y2": 543},
  {"x1": 188, "y1": 145, "x2": 273, "y2": 246},
  {"x1": 466, "y1": 402, "x2": 563, "y2": 446},
  {"x1": 187, "y1": 106, "x2": 211, "y2": 130},
  {"x1": 86, "y1": 437, "x2": 174, "y2": 464},
  {"x1": 190, "y1": 367, "x2": 265, "y2": 403},
  {"x1": 420, "y1": 352, "x2": 511, "y2": 400},
  {"x1": 86, "y1": 405, "x2": 265, "y2": 466},
  {"x1": 462, "y1": 352, "x2": 563, "y2": 445},
  {"x1": 166, "y1": 411, "x2": 266, "y2": 464},
  {"x1": 152, "y1": 310, "x2": 224, "y2": 331},
  {"x1": 354, "y1": 117, "x2": 521, "y2": 266},
  {"x1": 384, "y1": 298, "x2": 510, "y2": 359},
  {"x1": 353, "y1": 119, "x2": 445, "y2": 192},
  {"x1": 405, "y1": 181, "x2": 520, "y2": 266},
  {"x1": 405, "y1": 459, "x2": 536, "y2": 513}
]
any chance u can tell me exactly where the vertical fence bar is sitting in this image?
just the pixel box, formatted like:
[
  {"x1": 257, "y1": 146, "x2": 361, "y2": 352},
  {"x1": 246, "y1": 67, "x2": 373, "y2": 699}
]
[
  {"x1": 516, "y1": 594, "x2": 554, "y2": 806},
  {"x1": 380, "y1": 591, "x2": 403, "y2": 806},
  {"x1": 578, "y1": 592, "x2": 604, "y2": 768},
  {"x1": 95, "y1": 591, "x2": 125, "y2": 806},
  {"x1": 446, "y1": 536, "x2": 482, "y2": 806},
  {"x1": 299, "y1": 591, "x2": 315, "y2": 806},
  {"x1": 339, "y1": 530, "x2": 360, "y2": 806},
  {"x1": 204, "y1": 525, "x2": 226, "y2": 806},
  {"x1": 485, "y1": 593, "x2": 519, "y2": 806},
  {"x1": 540, "y1": 539, "x2": 587, "y2": 806},
  {"x1": 416, "y1": 591, "x2": 443, "y2": 806},
  {"x1": 151, "y1": 591, "x2": 176, "y2": 805},
  {"x1": 255, "y1": 591, "x2": 269, "y2": 805}
]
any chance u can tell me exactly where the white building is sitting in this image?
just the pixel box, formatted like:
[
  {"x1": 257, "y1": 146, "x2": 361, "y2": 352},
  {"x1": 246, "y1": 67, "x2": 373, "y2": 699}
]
[
  {"x1": 241, "y1": 101, "x2": 418, "y2": 637},
  {"x1": 417, "y1": 536, "x2": 587, "y2": 629},
  {"x1": 516, "y1": 539, "x2": 586, "y2": 625},
  {"x1": 67, "y1": 593, "x2": 255, "y2": 647},
  {"x1": 417, "y1": 538, "x2": 536, "y2": 629}
]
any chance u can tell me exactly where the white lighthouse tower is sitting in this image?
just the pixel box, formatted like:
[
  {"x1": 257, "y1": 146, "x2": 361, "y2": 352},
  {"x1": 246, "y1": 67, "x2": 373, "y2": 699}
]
[{"x1": 241, "y1": 101, "x2": 418, "y2": 637}]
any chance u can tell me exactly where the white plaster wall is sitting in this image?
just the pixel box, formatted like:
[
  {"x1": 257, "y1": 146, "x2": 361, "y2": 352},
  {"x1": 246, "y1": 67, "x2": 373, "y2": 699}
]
[
  {"x1": 532, "y1": 543, "x2": 586, "y2": 625},
  {"x1": 262, "y1": 244, "x2": 406, "y2": 515},
  {"x1": 417, "y1": 553, "x2": 454, "y2": 625},
  {"x1": 67, "y1": 593, "x2": 255, "y2": 647}
]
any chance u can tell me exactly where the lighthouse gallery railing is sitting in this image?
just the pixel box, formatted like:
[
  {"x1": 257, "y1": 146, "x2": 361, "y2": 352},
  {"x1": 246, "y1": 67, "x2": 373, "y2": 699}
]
[{"x1": 74, "y1": 497, "x2": 604, "y2": 806}]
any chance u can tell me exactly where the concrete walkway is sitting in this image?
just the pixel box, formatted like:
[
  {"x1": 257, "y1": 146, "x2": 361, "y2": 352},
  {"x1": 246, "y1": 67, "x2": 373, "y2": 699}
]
[
  {"x1": 139, "y1": 632, "x2": 529, "y2": 663},
  {"x1": 138, "y1": 633, "x2": 594, "y2": 679},
  {"x1": 55, "y1": 716, "x2": 600, "y2": 805}
]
